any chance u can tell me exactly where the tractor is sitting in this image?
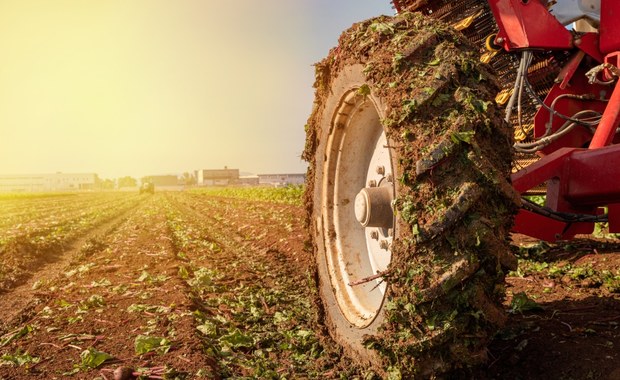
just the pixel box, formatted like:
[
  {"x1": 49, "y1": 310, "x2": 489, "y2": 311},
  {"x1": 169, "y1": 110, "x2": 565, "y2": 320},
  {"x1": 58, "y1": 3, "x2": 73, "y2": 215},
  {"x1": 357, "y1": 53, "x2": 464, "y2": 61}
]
[
  {"x1": 139, "y1": 182, "x2": 155, "y2": 195},
  {"x1": 303, "y1": 0, "x2": 619, "y2": 377}
]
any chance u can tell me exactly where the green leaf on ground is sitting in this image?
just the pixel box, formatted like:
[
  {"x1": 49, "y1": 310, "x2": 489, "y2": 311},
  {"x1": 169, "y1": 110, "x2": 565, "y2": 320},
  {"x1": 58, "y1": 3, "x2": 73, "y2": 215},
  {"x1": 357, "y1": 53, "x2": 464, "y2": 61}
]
[
  {"x1": 0, "y1": 325, "x2": 33, "y2": 347},
  {"x1": 137, "y1": 270, "x2": 170, "y2": 284},
  {"x1": 219, "y1": 329, "x2": 254, "y2": 349},
  {"x1": 90, "y1": 278, "x2": 112, "y2": 287},
  {"x1": 178, "y1": 266, "x2": 189, "y2": 279},
  {"x1": 127, "y1": 304, "x2": 171, "y2": 314},
  {"x1": 188, "y1": 267, "x2": 216, "y2": 291},
  {"x1": 196, "y1": 320, "x2": 217, "y2": 337},
  {"x1": 510, "y1": 292, "x2": 543, "y2": 313},
  {"x1": 134, "y1": 335, "x2": 172, "y2": 355},
  {"x1": 0, "y1": 351, "x2": 40, "y2": 367},
  {"x1": 80, "y1": 347, "x2": 113, "y2": 369},
  {"x1": 80, "y1": 294, "x2": 105, "y2": 310}
]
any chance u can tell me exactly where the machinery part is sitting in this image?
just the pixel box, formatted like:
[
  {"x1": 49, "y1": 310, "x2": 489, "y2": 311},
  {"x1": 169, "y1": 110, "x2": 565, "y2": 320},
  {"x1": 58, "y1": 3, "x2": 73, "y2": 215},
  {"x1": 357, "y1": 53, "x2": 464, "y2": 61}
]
[
  {"x1": 393, "y1": 0, "x2": 620, "y2": 241},
  {"x1": 393, "y1": 0, "x2": 575, "y2": 167},
  {"x1": 549, "y1": 0, "x2": 601, "y2": 26},
  {"x1": 140, "y1": 182, "x2": 155, "y2": 194},
  {"x1": 303, "y1": 12, "x2": 517, "y2": 377}
]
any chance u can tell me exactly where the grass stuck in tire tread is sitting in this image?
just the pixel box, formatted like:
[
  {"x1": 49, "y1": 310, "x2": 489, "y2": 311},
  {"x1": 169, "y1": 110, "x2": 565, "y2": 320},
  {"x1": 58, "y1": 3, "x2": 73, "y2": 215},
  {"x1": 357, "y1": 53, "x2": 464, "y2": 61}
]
[{"x1": 303, "y1": 12, "x2": 518, "y2": 378}]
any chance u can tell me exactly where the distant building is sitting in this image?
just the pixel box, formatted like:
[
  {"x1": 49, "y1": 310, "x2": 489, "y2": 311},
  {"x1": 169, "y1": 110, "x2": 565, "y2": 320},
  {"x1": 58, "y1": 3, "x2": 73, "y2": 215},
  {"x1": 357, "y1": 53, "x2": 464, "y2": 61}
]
[
  {"x1": 196, "y1": 167, "x2": 239, "y2": 186},
  {"x1": 0, "y1": 173, "x2": 98, "y2": 192},
  {"x1": 143, "y1": 175, "x2": 179, "y2": 187},
  {"x1": 239, "y1": 175, "x2": 260, "y2": 186},
  {"x1": 258, "y1": 173, "x2": 305, "y2": 187}
]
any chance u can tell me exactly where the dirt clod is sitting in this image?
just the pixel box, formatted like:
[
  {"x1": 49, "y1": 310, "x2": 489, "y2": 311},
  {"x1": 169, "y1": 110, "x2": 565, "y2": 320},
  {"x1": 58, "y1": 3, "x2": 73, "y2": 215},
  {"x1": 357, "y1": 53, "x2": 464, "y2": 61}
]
[{"x1": 113, "y1": 366, "x2": 135, "y2": 380}]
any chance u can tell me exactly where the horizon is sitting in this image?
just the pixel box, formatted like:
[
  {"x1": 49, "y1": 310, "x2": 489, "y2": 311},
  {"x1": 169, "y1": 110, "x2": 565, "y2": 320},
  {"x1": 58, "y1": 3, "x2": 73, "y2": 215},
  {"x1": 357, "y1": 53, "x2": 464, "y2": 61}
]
[{"x1": 0, "y1": 168, "x2": 307, "y2": 180}]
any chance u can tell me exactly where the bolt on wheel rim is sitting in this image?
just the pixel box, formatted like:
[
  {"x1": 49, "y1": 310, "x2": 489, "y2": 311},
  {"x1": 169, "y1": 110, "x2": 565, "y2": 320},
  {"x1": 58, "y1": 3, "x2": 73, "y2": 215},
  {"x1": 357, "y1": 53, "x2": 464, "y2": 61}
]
[{"x1": 320, "y1": 89, "x2": 394, "y2": 328}]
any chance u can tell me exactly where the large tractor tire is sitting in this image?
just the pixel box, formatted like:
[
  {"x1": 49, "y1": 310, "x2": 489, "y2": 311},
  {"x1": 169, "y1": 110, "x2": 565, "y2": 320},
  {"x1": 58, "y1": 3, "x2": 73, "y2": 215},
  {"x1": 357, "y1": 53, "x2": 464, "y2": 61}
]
[{"x1": 303, "y1": 12, "x2": 519, "y2": 378}]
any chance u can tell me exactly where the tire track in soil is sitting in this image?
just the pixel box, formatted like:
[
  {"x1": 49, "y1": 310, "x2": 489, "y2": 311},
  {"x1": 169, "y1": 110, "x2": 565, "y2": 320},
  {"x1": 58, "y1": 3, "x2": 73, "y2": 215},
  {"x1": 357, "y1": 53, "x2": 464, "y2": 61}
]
[
  {"x1": 0, "y1": 194, "x2": 218, "y2": 379},
  {"x1": 168, "y1": 193, "x2": 309, "y2": 273},
  {"x1": 166, "y1": 194, "x2": 301, "y2": 286},
  {"x1": 0, "y1": 198, "x2": 142, "y2": 330},
  {"x1": 164, "y1": 193, "x2": 361, "y2": 378}
]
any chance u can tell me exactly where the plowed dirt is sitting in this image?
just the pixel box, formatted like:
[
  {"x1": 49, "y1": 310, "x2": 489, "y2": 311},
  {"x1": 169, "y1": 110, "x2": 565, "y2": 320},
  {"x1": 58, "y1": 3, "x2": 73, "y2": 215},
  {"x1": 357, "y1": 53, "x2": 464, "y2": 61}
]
[{"x1": 1, "y1": 192, "x2": 619, "y2": 379}]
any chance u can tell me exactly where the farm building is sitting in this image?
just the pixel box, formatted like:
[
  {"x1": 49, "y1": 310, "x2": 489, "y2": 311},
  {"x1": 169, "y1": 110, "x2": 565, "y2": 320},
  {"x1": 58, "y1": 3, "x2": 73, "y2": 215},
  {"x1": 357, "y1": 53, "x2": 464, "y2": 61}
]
[
  {"x1": 0, "y1": 173, "x2": 98, "y2": 192},
  {"x1": 239, "y1": 175, "x2": 260, "y2": 186},
  {"x1": 258, "y1": 173, "x2": 305, "y2": 187},
  {"x1": 142, "y1": 175, "x2": 179, "y2": 187},
  {"x1": 196, "y1": 167, "x2": 239, "y2": 186}
]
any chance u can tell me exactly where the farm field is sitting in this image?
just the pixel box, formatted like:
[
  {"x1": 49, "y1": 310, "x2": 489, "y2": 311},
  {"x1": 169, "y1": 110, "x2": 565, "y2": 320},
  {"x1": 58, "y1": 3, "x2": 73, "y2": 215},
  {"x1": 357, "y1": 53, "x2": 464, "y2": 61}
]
[{"x1": 0, "y1": 190, "x2": 619, "y2": 379}]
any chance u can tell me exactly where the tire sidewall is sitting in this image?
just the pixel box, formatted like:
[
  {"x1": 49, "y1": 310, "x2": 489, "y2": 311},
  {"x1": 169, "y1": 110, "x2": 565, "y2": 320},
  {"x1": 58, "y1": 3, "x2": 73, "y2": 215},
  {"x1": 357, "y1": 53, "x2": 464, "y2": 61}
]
[{"x1": 312, "y1": 64, "x2": 391, "y2": 366}]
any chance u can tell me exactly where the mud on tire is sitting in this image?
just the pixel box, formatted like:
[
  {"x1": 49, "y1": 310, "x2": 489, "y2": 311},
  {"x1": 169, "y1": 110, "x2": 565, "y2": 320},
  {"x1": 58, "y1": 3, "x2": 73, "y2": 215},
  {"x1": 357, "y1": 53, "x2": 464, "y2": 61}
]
[{"x1": 303, "y1": 12, "x2": 518, "y2": 378}]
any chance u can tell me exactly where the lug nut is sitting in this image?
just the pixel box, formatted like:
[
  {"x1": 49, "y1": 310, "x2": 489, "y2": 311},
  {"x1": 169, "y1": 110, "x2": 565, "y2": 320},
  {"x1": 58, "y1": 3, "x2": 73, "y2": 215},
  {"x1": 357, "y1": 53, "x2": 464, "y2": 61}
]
[
  {"x1": 379, "y1": 240, "x2": 390, "y2": 250},
  {"x1": 376, "y1": 166, "x2": 385, "y2": 175},
  {"x1": 370, "y1": 230, "x2": 379, "y2": 240},
  {"x1": 386, "y1": 173, "x2": 393, "y2": 183},
  {"x1": 368, "y1": 180, "x2": 377, "y2": 187}
]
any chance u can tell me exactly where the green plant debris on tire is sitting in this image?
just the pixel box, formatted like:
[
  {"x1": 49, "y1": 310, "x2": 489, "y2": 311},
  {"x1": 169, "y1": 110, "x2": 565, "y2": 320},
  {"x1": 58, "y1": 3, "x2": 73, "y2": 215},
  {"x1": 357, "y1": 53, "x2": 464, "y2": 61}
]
[{"x1": 303, "y1": 11, "x2": 517, "y2": 378}]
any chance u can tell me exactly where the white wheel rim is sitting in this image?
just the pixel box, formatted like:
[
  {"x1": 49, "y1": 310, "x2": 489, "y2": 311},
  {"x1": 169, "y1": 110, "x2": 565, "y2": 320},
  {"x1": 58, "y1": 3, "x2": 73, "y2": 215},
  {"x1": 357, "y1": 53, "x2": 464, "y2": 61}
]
[{"x1": 320, "y1": 89, "x2": 394, "y2": 328}]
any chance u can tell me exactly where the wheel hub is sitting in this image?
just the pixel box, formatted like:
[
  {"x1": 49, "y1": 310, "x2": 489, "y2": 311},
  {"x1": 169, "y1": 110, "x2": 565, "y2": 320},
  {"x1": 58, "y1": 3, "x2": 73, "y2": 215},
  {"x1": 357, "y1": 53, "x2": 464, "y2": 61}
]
[
  {"x1": 354, "y1": 185, "x2": 394, "y2": 229},
  {"x1": 320, "y1": 87, "x2": 395, "y2": 327}
]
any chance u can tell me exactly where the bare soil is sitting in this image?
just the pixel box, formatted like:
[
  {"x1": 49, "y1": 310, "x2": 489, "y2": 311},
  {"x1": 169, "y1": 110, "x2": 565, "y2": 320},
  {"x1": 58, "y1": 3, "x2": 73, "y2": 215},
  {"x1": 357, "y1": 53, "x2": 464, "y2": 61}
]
[
  {"x1": 471, "y1": 235, "x2": 620, "y2": 380},
  {"x1": 1, "y1": 193, "x2": 619, "y2": 379}
]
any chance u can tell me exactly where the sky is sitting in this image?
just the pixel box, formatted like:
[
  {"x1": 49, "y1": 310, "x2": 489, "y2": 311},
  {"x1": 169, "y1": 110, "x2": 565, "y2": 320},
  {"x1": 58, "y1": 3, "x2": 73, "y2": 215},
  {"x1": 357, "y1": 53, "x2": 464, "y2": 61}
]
[{"x1": 0, "y1": 0, "x2": 394, "y2": 179}]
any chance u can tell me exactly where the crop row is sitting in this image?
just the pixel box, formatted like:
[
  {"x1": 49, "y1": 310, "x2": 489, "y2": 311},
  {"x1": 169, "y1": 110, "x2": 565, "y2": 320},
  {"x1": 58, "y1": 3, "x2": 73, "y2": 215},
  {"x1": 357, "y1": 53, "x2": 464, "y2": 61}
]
[
  {"x1": 0, "y1": 193, "x2": 141, "y2": 230},
  {"x1": 0, "y1": 196, "x2": 214, "y2": 377},
  {"x1": 0, "y1": 192, "x2": 144, "y2": 291},
  {"x1": 188, "y1": 185, "x2": 304, "y2": 206},
  {"x1": 172, "y1": 192, "x2": 303, "y2": 241},
  {"x1": 0, "y1": 192, "x2": 104, "y2": 215},
  {"x1": 163, "y1": 193, "x2": 362, "y2": 378}
]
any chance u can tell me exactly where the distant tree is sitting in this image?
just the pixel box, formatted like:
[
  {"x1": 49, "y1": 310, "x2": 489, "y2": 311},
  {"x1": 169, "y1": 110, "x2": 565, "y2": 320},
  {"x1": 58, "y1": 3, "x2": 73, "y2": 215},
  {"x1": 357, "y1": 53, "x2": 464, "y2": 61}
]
[
  {"x1": 182, "y1": 172, "x2": 196, "y2": 186},
  {"x1": 118, "y1": 176, "x2": 137, "y2": 188},
  {"x1": 97, "y1": 178, "x2": 115, "y2": 190}
]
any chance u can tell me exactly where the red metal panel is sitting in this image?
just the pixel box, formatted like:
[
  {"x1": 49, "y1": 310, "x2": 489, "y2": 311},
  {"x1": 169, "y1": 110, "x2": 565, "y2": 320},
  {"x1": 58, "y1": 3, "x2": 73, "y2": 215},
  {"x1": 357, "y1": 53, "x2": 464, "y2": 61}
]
[
  {"x1": 589, "y1": 71, "x2": 620, "y2": 149},
  {"x1": 513, "y1": 209, "x2": 568, "y2": 242},
  {"x1": 513, "y1": 145, "x2": 620, "y2": 207},
  {"x1": 566, "y1": 144, "x2": 620, "y2": 205},
  {"x1": 608, "y1": 204, "x2": 620, "y2": 233},
  {"x1": 513, "y1": 209, "x2": 593, "y2": 242},
  {"x1": 575, "y1": 33, "x2": 604, "y2": 64},
  {"x1": 511, "y1": 148, "x2": 576, "y2": 193},
  {"x1": 563, "y1": 221, "x2": 595, "y2": 238},
  {"x1": 599, "y1": 0, "x2": 620, "y2": 54},
  {"x1": 557, "y1": 51, "x2": 586, "y2": 90},
  {"x1": 487, "y1": 0, "x2": 573, "y2": 50}
]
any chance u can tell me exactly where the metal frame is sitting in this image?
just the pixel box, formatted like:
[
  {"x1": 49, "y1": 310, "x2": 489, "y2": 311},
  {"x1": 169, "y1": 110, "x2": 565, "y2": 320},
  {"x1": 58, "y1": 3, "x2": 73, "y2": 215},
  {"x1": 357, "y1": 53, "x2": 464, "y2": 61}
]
[
  {"x1": 391, "y1": 0, "x2": 620, "y2": 241},
  {"x1": 487, "y1": 0, "x2": 574, "y2": 50},
  {"x1": 487, "y1": 0, "x2": 620, "y2": 241}
]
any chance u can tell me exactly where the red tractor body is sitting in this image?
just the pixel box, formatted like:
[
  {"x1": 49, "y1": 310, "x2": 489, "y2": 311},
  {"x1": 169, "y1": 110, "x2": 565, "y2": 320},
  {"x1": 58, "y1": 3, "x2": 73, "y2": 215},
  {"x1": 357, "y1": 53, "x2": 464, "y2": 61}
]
[{"x1": 394, "y1": 0, "x2": 620, "y2": 241}]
